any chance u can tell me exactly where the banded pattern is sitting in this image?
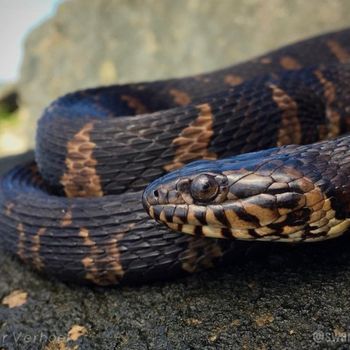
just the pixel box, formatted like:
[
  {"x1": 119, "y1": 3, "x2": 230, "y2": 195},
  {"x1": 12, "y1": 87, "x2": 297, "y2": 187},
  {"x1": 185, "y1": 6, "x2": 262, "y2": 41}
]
[
  {"x1": 0, "y1": 164, "x2": 242, "y2": 285},
  {"x1": 1, "y1": 28, "x2": 350, "y2": 285}
]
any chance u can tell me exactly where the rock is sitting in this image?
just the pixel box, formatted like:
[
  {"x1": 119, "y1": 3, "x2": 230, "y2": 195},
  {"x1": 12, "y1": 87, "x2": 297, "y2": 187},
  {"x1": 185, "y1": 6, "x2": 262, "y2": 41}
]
[{"x1": 18, "y1": 0, "x2": 350, "y2": 147}]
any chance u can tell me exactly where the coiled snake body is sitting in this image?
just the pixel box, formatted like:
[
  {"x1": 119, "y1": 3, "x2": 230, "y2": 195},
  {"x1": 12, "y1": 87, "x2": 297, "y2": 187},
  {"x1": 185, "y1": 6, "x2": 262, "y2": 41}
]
[{"x1": 2, "y1": 28, "x2": 350, "y2": 285}]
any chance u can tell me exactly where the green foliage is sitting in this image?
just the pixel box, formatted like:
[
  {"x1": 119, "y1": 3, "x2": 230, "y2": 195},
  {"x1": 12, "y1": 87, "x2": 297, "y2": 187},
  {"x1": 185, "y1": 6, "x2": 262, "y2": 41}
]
[{"x1": 0, "y1": 106, "x2": 18, "y2": 124}]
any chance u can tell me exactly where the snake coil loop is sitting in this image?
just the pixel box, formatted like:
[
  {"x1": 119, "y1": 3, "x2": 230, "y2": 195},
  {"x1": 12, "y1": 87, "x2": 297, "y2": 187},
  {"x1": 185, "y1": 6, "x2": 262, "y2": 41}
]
[{"x1": 2, "y1": 28, "x2": 350, "y2": 285}]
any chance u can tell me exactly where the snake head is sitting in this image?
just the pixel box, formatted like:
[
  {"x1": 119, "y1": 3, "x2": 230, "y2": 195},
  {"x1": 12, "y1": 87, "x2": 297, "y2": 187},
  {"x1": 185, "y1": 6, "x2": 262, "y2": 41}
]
[{"x1": 143, "y1": 148, "x2": 348, "y2": 242}]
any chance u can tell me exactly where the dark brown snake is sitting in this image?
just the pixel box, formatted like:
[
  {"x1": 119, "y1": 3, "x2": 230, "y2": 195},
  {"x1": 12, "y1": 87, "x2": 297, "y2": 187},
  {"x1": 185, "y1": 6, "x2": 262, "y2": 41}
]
[{"x1": 2, "y1": 28, "x2": 350, "y2": 286}]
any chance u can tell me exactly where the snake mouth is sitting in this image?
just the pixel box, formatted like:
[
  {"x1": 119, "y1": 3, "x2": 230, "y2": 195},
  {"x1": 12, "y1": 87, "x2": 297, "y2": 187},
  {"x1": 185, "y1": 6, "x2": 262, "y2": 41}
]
[
  {"x1": 145, "y1": 200, "x2": 312, "y2": 242},
  {"x1": 146, "y1": 199, "x2": 350, "y2": 243},
  {"x1": 146, "y1": 202, "x2": 260, "y2": 240}
]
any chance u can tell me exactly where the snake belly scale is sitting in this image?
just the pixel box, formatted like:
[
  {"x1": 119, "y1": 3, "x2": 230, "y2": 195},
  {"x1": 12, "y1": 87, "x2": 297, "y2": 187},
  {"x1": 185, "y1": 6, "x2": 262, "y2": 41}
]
[{"x1": 1, "y1": 28, "x2": 350, "y2": 285}]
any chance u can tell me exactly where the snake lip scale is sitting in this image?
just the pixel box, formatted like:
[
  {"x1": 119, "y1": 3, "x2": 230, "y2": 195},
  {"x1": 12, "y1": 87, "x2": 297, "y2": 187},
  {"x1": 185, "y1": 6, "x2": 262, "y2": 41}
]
[{"x1": 2, "y1": 28, "x2": 350, "y2": 285}]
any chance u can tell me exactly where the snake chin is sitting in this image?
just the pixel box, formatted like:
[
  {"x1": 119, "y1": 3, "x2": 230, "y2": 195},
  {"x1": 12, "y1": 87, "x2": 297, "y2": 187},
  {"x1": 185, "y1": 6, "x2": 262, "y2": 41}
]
[{"x1": 163, "y1": 222, "x2": 313, "y2": 243}]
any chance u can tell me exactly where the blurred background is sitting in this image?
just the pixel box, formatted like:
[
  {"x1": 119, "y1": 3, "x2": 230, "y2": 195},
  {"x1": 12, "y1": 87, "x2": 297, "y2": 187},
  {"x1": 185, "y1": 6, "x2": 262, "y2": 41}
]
[{"x1": 1, "y1": 0, "x2": 350, "y2": 157}]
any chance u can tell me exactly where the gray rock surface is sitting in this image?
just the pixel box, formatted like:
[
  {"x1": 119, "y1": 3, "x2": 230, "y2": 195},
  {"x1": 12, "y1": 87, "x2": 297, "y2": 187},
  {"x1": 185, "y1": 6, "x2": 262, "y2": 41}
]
[
  {"x1": 18, "y1": 0, "x2": 350, "y2": 146},
  {"x1": 1, "y1": 152, "x2": 350, "y2": 349}
]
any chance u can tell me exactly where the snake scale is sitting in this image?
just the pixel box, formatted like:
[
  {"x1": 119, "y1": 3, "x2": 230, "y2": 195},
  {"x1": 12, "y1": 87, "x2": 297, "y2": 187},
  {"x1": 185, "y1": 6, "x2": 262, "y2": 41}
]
[{"x1": 1, "y1": 28, "x2": 350, "y2": 286}]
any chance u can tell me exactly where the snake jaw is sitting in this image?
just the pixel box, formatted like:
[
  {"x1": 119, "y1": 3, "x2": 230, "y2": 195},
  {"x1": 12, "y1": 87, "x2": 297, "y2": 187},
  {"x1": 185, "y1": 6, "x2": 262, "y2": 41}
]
[{"x1": 145, "y1": 193, "x2": 309, "y2": 241}]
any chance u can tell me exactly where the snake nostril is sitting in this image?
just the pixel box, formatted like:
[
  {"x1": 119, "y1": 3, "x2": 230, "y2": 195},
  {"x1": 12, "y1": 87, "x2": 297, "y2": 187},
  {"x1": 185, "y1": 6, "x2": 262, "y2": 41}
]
[{"x1": 153, "y1": 190, "x2": 159, "y2": 198}]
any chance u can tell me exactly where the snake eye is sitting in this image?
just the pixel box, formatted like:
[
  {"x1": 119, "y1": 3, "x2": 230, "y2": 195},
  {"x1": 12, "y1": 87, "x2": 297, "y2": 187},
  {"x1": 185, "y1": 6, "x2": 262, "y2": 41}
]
[{"x1": 190, "y1": 174, "x2": 219, "y2": 202}]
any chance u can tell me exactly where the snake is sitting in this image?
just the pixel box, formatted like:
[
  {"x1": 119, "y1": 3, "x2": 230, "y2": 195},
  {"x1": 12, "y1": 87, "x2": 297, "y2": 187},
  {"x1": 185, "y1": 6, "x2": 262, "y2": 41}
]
[{"x1": 1, "y1": 28, "x2": 350, "y2": 286}]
